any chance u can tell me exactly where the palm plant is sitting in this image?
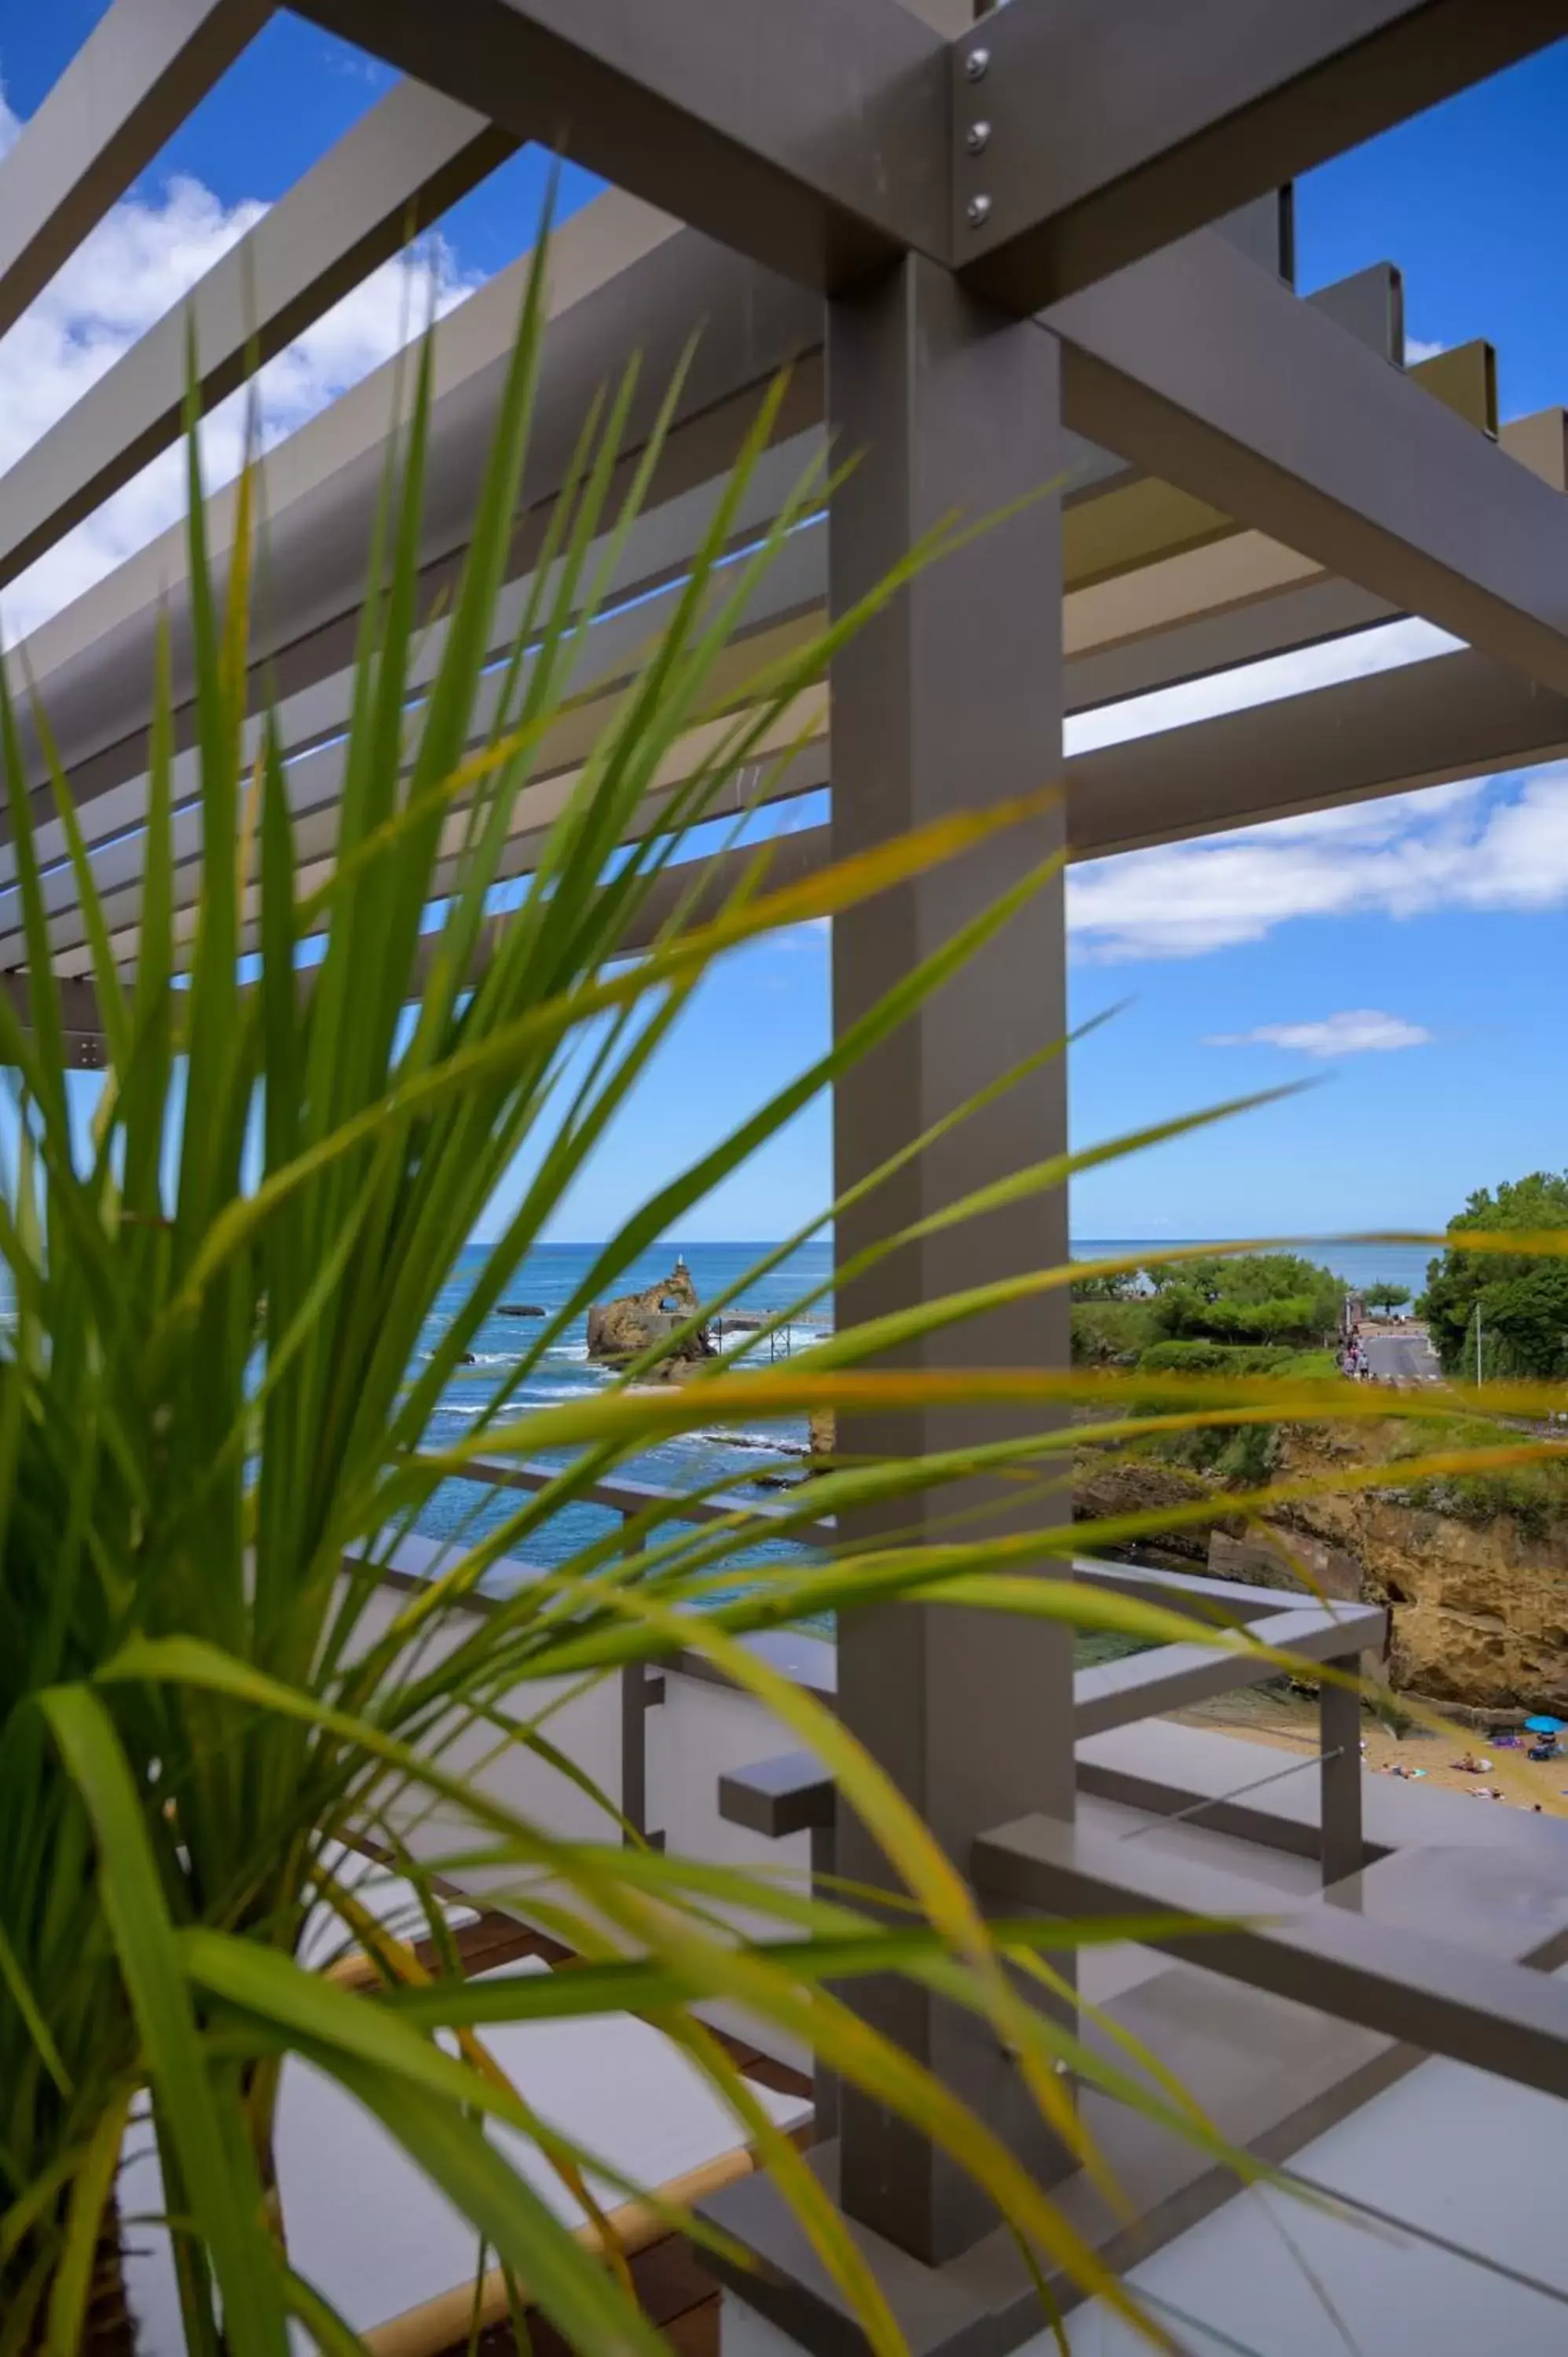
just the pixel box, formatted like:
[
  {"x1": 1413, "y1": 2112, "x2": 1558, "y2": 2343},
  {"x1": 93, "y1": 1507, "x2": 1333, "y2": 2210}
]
[{"x1": 2, "y1": 222, "x2": 1561, "y2": 2356}]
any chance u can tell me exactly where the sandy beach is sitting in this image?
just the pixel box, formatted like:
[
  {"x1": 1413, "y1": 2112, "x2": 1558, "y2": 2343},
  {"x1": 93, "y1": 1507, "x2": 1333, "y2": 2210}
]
[{"x1": 1170, "y1": 1685, "x2": 1568, "y2": 1819}]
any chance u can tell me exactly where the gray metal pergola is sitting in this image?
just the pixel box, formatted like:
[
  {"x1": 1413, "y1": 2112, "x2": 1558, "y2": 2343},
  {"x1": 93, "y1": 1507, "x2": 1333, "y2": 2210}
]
[{"x1": 7, "y1": 2, "x2": 1568, "y2": 2345}]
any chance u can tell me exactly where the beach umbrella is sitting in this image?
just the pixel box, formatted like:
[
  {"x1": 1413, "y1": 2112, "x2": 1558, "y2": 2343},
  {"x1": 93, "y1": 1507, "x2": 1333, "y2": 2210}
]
[{"x1": 1525, "y1": 1715, "x2": 1565, "y2": 1734}]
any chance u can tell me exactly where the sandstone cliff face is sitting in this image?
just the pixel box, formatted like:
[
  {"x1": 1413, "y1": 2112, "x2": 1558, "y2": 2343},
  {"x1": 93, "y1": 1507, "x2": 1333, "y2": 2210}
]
[
  {"x1": 1073, "y1": 1427, "x2": 1568, "y2": 1713},
  {"x1": 1267, "y1": 1425, "x2": 1568, "y2": 1713},
  {"x1": 1071, "y1": 1453, "x2": 1214, "y2": 1560}
]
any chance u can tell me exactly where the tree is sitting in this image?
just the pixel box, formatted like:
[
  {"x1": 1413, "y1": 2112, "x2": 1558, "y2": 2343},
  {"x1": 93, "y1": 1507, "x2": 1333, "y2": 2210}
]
[
  {"x1": 1423, "y1": 1171, "x2": 1568, "y2": 1380},
  {"x1": 1148, "y1": 1253, "x2": 1343, "y2": 1347},
  {"x1": 1365, "y1": 1281, "x2": 1410, "y2": 1318},
  {"x1": 1071, "y1": 1269, "x2": 1138, "y2": 1300},
  {"x1": 1071, "y1": 1299, "x2": 1157, "y2": 1365}
]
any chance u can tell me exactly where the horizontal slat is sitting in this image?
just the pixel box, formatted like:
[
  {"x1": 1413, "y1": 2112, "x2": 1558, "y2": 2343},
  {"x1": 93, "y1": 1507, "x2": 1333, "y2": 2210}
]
[
  {"x1": 0, "y1": 508, "x2": 829, "y2": 960},
  {"x1": 48, "y1": 729, "x2": 831, "y2": 982},
  {"x1": 51, "y1": 691, "x2": 828, "y2": 977},
  {"x1": 2, "y1": 422, "x2": 1497, "y2": 955},
  {"x1": 1047, "y1": 225, "x2": 1568, "y2": 695},
  {"x1": 0, "y1": 149, "x2": 1425, "y2": 835},
  {"x1": 0, "y1": 79, "x2": 516, "y2": 592},
  {"x1": 0, "y1": 0, "x2": 268, "y2": 340},
  {"x1": 35, "y1": 598, "x2": 1568, "y2": 981},
  {"x1": 13, "y1": 187, "x2": 1568, "y2": 968},
  {"x1": 6, "y1": 191, "x2": 731, "y2": 816},
  {"x1": 0, "y1": 429, "x2": 827, "y2": 900},
  {"x1": 31, "y1": 585, "x2": 1568, "y2": 985},
  {"x1": 5, "y1": 809, "x2": 835, "y2": 1051}
]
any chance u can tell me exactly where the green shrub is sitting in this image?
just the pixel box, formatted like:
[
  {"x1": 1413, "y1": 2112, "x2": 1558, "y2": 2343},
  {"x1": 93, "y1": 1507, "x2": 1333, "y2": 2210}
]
[
  {"x1": 1072, "y1": 1299, "x2": 1159, "y2": 1365},
  {"x1": 1136, "y1": 1340, "x2": 1295, "y2": 1378},
  {"x1": 1386, "y1": 1413, "x2": 1568, "y2": 1539}
]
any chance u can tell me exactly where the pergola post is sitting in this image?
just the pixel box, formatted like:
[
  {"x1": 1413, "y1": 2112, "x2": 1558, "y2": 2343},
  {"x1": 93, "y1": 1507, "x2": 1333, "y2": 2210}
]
[{"x1": 827, "y1": 251, "x2": 1075, "y2": 2264}]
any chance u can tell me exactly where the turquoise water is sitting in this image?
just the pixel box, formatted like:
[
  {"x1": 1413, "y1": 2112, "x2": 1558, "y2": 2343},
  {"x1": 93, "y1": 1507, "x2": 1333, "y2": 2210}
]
[
  {"x1": 415, "y1": 1240, "x2": 834, "y2": 1573},
  {"x1": 411, "y1": 1233, "x2": 1424, "y2": 1574}
]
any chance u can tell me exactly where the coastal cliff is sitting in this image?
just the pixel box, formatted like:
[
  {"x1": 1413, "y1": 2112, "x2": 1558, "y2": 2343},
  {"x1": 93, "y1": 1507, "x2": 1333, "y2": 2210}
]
[{"x1": 1074, "y1": 1423, "x2": 1568, "y2": 1713}]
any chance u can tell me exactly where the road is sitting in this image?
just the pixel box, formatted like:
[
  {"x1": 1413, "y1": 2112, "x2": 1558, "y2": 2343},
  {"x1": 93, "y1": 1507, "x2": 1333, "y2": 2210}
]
[{"x1": 1360, "y1": 1325, "x2": 1442, "y2": 1384}]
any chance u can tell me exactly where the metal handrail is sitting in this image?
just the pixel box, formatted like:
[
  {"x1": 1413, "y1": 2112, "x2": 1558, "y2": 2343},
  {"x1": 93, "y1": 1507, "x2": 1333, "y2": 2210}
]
[
  {"x1": 415, "y1": 1462, "x2": 1379, "y2": 1880},
  {"x1": 438, "y1": 1459, "x2": 1352, "y2": 1622},
  {"x1": 431, "y1": 1453, "x2": 833, "y2": 1850},
  {"x1": 445, "y1": 1454, "x2": 837, "y2": 1549}
]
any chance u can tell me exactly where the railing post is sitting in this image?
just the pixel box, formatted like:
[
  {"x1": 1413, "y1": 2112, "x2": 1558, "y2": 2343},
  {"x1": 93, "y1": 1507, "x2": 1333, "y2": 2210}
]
[
  {"x1": 808, "y1": 1812, "x2": 841, "y2": 2144},
  {"x1": 618, "y1": 1512, "x2": 665, "y2": 1847},
  {"x1": 1319, "y1": 1657, "x2": 1365, "y2": 1886},
  {"x1": 716, "y1": 1753, "x2": 839, "y2": 2139},
  {"x1": 828, "y1": 253, "x2": 1075, "y2": 2264}
]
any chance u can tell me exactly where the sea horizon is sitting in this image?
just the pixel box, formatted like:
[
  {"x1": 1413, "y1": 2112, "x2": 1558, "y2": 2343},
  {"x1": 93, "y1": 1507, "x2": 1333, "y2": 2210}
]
[{"x1": 460, "y1": 1234, "x2": 1440, "y2": 1292}]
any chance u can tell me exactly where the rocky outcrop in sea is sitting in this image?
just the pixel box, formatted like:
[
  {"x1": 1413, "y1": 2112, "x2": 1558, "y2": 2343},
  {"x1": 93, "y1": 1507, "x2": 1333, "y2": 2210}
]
[{"x1": 585, "y1": 1259, "x2": 716, "y2": 1379}]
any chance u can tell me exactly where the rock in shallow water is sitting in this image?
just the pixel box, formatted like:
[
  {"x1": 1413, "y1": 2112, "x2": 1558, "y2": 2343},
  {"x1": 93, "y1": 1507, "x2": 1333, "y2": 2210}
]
[{"x1": 585, "y1": 1260, "x2": 715, "y2": 1378}]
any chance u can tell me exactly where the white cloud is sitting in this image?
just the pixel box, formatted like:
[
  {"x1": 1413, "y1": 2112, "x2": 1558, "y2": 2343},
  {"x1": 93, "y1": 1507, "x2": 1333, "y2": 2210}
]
[
  {"x1": 1405, "y1": 334, "x2": 1446, "y2": 365},
  {"x1": 1207, "y1": 1010, "x2": 1433, "y2": 1058},
  {"x1": 0, "y1": 75, "x2": 479, "y2": 644},
  {"x1": 1068, "y1": 765, "x2": 1568, "y2": 959}
]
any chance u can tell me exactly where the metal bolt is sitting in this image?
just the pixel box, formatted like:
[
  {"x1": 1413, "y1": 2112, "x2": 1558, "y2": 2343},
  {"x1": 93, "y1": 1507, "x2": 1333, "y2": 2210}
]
[
  {"x1": 965, "y1": 119, "x2": 991, "y2": 156},
  {"x1": 966, "y1": 192, "x2": 992, "y2": 227},
  {"x1": 964, "y1": 45, "x2": 990, "y2": 81}
]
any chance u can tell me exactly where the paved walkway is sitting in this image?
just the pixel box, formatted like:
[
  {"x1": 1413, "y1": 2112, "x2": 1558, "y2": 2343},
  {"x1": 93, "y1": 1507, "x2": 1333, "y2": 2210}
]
[{"x1": 1358, "y1": 1324, "x2": 1442, "y2": 1384}]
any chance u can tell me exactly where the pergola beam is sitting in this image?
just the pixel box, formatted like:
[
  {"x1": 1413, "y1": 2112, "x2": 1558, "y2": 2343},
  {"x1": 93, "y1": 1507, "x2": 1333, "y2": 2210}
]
[
  {"x1": 290, "y1": 0, "x2": 1568, "y2": 321},
  {"x1": 0, "y1": 80, "x2": 516, "y2": 594},
  {"x1": 19, "y1": 196, "x2": 1568, "y2": 852},
  {"x1": 0, "y1": 0, "x2": 269, "y2": 342},
  {"x1": 1048, "y1": 225, "x2": 1568, "y2": 695},
  {"x1": 954, "y1": 0, "x2": 1568, "y2": 310},
  {"x1": 293, "y1": 0, "x2": 951, "y2": 292}
]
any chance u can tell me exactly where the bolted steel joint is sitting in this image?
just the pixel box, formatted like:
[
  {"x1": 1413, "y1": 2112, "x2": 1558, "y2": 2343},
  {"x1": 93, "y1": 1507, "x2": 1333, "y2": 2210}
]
[
  {"x1": 965, "y1": 192, "x2": 992, "y2": 227},
  {"x1": 965, "y1": 119, "x2": 991, "y2": 156},
  {"x1": 963, "y1": 45, "x2": 990, "y2": 82}
]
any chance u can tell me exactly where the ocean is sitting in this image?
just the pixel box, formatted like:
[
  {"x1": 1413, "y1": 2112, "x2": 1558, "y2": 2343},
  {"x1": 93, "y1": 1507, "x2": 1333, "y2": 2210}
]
[
  {"x1": 412, "y1": 1234, "x2": 1439, "y2": 1569},
  {"x1": 416, "y1": 1239, "x2": 836, "y2": 1571}
]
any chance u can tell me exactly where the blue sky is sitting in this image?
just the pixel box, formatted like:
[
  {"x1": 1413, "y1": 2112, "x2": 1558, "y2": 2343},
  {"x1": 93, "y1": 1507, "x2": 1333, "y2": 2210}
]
[{"x1": 2, "y1": 13, "x2": 1565, "y2": 1244}]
